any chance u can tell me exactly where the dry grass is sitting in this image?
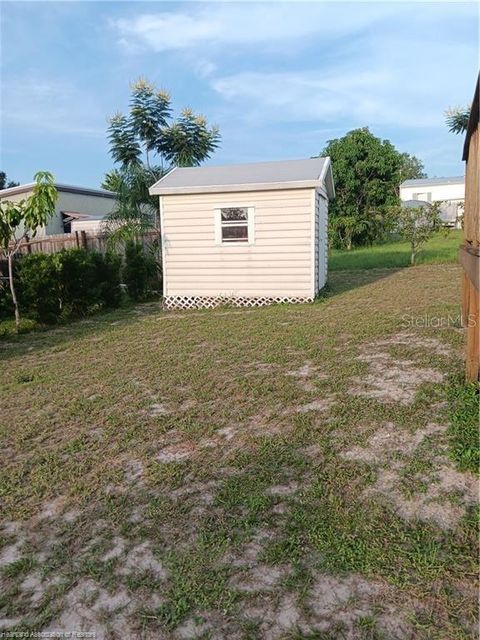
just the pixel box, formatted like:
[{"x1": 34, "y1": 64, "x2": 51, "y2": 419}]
[{"x1": 0, "y1": 263, "x2": 477, "y2": 639}]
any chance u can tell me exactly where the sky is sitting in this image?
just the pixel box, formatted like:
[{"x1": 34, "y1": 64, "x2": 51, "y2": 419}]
[{"x1": 0, "y1": 0, "x2": 478, "y2": 188}]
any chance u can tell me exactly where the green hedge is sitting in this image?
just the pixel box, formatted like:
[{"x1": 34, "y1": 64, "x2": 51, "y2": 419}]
[
  {"x1": 16, "y1": 249, "x2": 123, "y2": 323},
  {"x1": 0, "y1": 246, "x2": 161, "y2": 326}
]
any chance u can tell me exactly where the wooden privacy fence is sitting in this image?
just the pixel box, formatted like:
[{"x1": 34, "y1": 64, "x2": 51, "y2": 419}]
[
  {"x1": 13, "y1": 230, "x2": 160, "y2": 257},
  {"x1": 460, "y1": 74, "x2": 479, "y2": 382}
]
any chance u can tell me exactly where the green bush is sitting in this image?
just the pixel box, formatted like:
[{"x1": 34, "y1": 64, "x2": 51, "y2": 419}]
[
  {"x1": 0, "y1": 318, "x2": 38, "y2": 340},
  {"x1": 123, "y1": 242, "x2": 159, "y2": 301},
  {"x1": 14, "y1": 249, "x2": 123, "y2": 324},
  {"x1": 448, "y1": 380, "x2": 479, "y2": 474},
  {"x1": 0, "y1": 275, "x2": 13, "y2": 320},
  {"x1": 17, "y1": 253, "x2": 61, "y2": 323}
]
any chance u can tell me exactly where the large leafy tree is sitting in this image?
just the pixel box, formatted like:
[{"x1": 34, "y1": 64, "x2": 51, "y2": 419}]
[
  {"x1": 321, "y1": 128, "x2": 425, "y2": 249},
  {"x1": 0, "y1": 172, "x2": 20, "y2": 190},
  {"x1": 103, "y1": 78, "x2": 220, "y2": 243},
  {"x1": 0, "y1": 172, "x2": 57, "y2": 327}
]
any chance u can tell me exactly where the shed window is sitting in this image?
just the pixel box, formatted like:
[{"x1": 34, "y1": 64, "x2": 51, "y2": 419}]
[{"x1": 215, "y1": 207, "x2": 254, "y2": 245}]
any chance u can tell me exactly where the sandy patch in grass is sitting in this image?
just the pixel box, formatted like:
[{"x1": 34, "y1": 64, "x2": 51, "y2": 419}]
[
  {"x1": 230, "y1": 564, "x2": 287, "y2": 592},
  {"x1": 45, "y1": 579, "x2": 132, "y2": 639},
  {"x1": 265, "y1": 481, "x2": 299, "y2": 497},
  {"x1": 285, "y1": 361, "x2": 329, "y2": 392},
  {"x1": 350, "y1": 332, "x2": 449, "y2": 404},
  {"x1": 149, "y1": 402, "x2": 171, "y2": 416},
  {"x1": 341, "y1": 422, "x2": 478, "y2": 529},
  {"x1": 156, "y1": 442, "x2": 196, "y2": 463},
  {"x1": 118, "y1": 541, "x2": 167, "y2": 580},
  {"x1": 101, "y1": 536, "x2": 126, "y2": 562},
  {"x1": 242, "y1": 572, "x2": 413, "y2": 639}
]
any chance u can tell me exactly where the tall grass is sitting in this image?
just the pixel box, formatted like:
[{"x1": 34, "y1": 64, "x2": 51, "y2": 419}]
[{"x1": 330, "y1": 230, "x2": 462, "y2": 271}]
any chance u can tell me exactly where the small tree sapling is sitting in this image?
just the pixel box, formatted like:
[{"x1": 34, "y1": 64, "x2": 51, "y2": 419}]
[
  {"x1": 0, "y1": 172, "x2": 58, "y2": 328},
  {"x1": 395, "y1": 201, "x2": 444, "y2": 266}
]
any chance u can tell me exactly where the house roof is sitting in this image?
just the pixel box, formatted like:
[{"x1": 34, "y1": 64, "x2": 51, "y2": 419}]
[
  {"x1": 149, "y1": 157, "x2": 335, "y2": 198},
  {"x1": 0, "y1": 183, "x2": 116, "y2": 199},
  {"x1": 400, "y1": 176, "x2": 464, "y2": 188},
  {"x1": 463, "y1": 73, "x2": 479, "y2": 162}
]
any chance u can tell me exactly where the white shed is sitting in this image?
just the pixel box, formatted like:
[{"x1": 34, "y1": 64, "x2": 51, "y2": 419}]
[{"x1": 149, "y1": 157, "x2": 335, "y2": 310}]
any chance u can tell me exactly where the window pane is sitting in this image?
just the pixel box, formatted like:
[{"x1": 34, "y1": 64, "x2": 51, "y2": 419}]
[
  {"x1": 221, "y1": 207, "x2": 248, "y2": 222},
  {"x1": 222, "y1": 225, "x2": 248, "y2": 242}
]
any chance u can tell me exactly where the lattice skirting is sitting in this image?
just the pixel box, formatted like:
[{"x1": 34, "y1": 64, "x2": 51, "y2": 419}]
[{"x1": 164, "y1": 295, "x2": 314, "y2": 310}]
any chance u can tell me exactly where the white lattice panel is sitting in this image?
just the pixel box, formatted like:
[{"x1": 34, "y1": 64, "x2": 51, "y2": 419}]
[{"x1": 164, "y1": 295, "x2": 313, "y2": 310}]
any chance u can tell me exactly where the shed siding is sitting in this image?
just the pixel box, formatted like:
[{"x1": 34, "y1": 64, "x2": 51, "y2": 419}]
[
  {"x1": 314, "y1": 190, "x2": 328, "y2": 294},
  {"x1": 162, "y1": 188, "x2": 315, "y2": 298}
]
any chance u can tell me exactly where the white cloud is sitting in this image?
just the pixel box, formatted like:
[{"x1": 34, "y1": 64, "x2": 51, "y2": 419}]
[{"x1": 112, "y1": 3, "x2": 400, "y2": 53}]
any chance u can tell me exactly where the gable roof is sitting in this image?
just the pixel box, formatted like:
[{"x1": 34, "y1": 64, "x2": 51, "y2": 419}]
[
  {"x1": 0, "y1": 183, "x2": 116, "y2": 199},
  {"x1": 149, "y1": 157, "x2": 335, "y2": 199},
  {"x1": 400, "y1": 176, "x2": 464, "y2": 188}
]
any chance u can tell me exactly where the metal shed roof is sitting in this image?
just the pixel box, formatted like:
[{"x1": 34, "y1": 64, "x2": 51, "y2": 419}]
[
  {"x1": 400, "y1": 176, "x2": 464, "y2": 188},
  {"x1": 0, "y1": 183, "x2": 116, "y2": 199},
  {"x1": 149, "y1": 157, "x2": 334, "y2": 198}
]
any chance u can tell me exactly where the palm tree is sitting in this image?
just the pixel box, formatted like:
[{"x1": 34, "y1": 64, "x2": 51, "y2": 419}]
[{"x1": 445, "y1": 106, "x2": 471, "y2": 134}]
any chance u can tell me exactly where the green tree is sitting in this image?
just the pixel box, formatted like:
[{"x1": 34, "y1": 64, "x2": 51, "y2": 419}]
[
  {"x1": 104, "y1": 78, "x2": 220, "y2": 244},
  {"x1": 0, "y1": 172, "x2": 58, "y2": 327},
  {"x1": 395, "y1": 201, "x2": 443, "y2": 265},
  {"x1": 0, "y1": 172, "x2": 20, "y2": 190},
  {"x1": 399, "y1": 153, "x2": 427, "y2": 181},
  {"x1": 445, "y1": 106, "x2": 470, "y2": 134},
  {"x1": 322, "y1": 128, "x2": 419, "y2": 249}
]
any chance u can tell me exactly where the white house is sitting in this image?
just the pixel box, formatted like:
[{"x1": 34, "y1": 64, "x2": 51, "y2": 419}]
[
  {"x1": 399, "y1": 176, "x2": 464, "y2": 227},
  {"x1": 0, "y1": 183, "x2": 117, "y2": 236},
  {"x1": 149, "y1": 157, "x2": 335, "y2": 310}
]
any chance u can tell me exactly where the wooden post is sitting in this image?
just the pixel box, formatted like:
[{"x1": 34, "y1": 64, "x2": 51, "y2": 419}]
[
  {"x1": 461, "y1": 75, "x2": 479, "y2": 382},
  {"x1": 80, "y1": 230, "x2": 87, "y2": 249},
  {"x1": 75, "y1": 231, "x2": 80, "y2": 248}
]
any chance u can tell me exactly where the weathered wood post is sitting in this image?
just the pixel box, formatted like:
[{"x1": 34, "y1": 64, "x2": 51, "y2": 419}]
[{"x1": 460, "y1": 75, "x2": 479, "y2": 382}]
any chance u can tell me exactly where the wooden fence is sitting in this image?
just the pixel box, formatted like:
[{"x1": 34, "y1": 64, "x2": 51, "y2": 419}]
[
  {"x1": 460, "y1": 75, "x2": 479, "y2": 382},
  {"x1": 13, "y1": 230, "x2": 160, "y2": 257}
]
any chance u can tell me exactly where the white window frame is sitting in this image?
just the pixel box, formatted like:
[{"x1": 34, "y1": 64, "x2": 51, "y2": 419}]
[{"x1": 214, "y1": 206, "x2": 255, "y2": 246}]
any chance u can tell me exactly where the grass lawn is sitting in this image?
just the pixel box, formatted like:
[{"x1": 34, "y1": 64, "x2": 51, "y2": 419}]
[
  {"x1": 330, "y1": 229, "x2": 462, "y2": 271},
  {"x1": 0, "y1": 263, "x2": 477, "y2": 639}
]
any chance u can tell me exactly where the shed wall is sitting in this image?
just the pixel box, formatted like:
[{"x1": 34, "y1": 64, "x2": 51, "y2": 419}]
[{"x1": 161, "y1": 188, "x2": 317, "y2": 298}]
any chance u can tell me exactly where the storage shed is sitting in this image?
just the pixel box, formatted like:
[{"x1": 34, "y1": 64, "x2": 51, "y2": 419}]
[{"x1": 149, "y1": 157, "x2": 335, "y2": 310}]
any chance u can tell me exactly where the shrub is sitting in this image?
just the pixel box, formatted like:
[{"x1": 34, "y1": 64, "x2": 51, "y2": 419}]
[
  {"x1": 123, "y1": 242, "x2": 159, "y2": 301},
  {"x1": 0, "y1": 318, "x2": 38, "y2": 340},
  {"x1": 17, "y1": 253, "x2": 61, "y2": 323},
  {"x1": 15, "y1": 249, "x2": 123, "y2": 324}
]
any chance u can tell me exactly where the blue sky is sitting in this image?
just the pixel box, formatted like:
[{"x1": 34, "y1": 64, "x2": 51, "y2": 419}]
[{"x1": 1, "y1": 1, "x2": 478, "y2": 187}]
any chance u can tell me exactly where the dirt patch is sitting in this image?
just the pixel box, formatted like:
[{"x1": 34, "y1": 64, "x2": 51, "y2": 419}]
[
  {"x1": 342, "y1": 422, "x2": 443, "y2": 464},
  {"x1": 101, "y1": 536, "x2": 126, "y2": 562},
  {"x1": 295, "y1": 397, "x2": 334, "y2": 414},
  {"x1": 286, "y1": 361, "x2": 327, "y2": 392},
  {"x1": 350, "y1": 332, "x2": 449, "y2": 404},
  {"x1": 156, "y1": 443, "x2": 196, "y2": 463},
  {"x1": 341, "y1": 422, "x2": 478, "y2": 529},
  {"x1": 118, "y1": 541, "x2": 167, "y2": 580},
  {"x1": 265, "y1": 482, "x2": 299, "y2": 497},
  {"x1": 45, "y1": 579, "x2": 132, "y2": 639},
  {"x1": 230, "y1": 564, "x2": 287, "y2": 592},
  {"x1": 124, "y1": 459, "x2": 144, "y2": 484},
  {"x1": 149, "y1": 403, "x2": 171, "y2": 416}
]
